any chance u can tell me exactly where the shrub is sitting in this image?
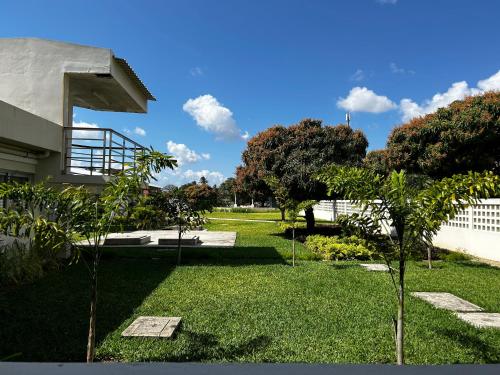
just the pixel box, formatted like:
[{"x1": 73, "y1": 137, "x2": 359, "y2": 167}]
[
  {"x1": 305, "y1": 234, "x2": 374, "y2": 261},
  {"x1": 441, "y1": 251, "x2": 472, "y2": 262}
]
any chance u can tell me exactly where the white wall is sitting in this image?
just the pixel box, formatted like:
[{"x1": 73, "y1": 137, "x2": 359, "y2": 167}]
[{"x1": 313, "y1": 199, "x2": 500, "y2": 262}]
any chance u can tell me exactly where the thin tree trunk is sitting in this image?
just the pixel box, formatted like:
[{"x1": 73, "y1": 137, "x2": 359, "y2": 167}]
[
  {"x1": 86, "y1": 258, "x2": 98, "y2": 363},
  {"x1": 177, "y1": 224, "x2": 182, "y2": 266},
  {"x1": 280, "y1": 208, "x2": 286, "y2": 221},
  {"x1": 304, "y1": 207, "x2": 315, "y2": 232},
  {"x1": 292, "y1": 227, "x2": 295, "y2": 267},
  {"x1": 427, "y1": 246, "x2": 432, "y2": 269},
  {"x1": 396, "y1": 251, "x2": 405, "y2": 365}
]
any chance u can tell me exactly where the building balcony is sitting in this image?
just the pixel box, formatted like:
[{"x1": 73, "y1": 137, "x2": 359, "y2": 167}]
[{"x1": 63, "y1": 126, "x2": 146, "y2": 177}]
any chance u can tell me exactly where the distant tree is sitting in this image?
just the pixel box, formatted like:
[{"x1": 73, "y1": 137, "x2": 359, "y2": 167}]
[
  {"x1": 199, "y1": 176, "x2": 208, "y2": 185},
  {"x1": 386, "y1": 91, "x2": 500, "y2": 178},
  {"x1": 217, "y1": 177, "x2": 237, "y2": 206},
  {"x1": 364, "y1": 149, "x2": 389, "y2": 176},
  {"x1": 184, "y1": 181, "x2": 218, "y2": 212},
  {"x1": 235, "y1": 165, "x2": 271, "y2": 206},
  {"x1": 240, "y1": 118, "x2": 368, "y2": 230}
]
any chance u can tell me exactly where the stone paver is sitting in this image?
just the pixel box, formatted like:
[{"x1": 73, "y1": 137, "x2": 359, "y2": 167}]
[
  {"x1": 411, "y1": 292, "x2": 483, "y2": 312},
  {"x1": 359, "y1": 263, "x2": 389, "y2": 272},
  {"x1": 122, "y1": 316, "x2": 182, "y2": 338},
  {"x1": 455, "y1": 313, "x2": 500, "y2": 329}
]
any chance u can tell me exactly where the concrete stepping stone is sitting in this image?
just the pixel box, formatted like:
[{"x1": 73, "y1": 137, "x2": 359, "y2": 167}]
[
  {"x1": 122, "y1": 316, "x2": 181, "y2": 338},
  {"x1": 411, "y1": 292, "x2": 483, "y2": 312},
  {"x1": 104, "y1": 234, "x2": 151, "y2": 246},
  {"x1": 455, "y1": 313, "x2": 500, "y2": 329},
  {"x1": 360, "y1": 263, "x2": 389, "y2": 272}
]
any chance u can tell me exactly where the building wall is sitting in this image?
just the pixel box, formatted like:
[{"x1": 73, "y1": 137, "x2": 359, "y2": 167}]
[{"x1": 313, "y1": 199, "x2": 500, "y2": 262}]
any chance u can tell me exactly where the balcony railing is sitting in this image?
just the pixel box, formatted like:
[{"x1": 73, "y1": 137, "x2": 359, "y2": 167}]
[{"x1": 63, "y1": 127, "x2": 146, "y2": 176}]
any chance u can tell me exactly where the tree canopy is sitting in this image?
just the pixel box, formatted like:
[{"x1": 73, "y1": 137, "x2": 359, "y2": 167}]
[
  {"x1": 386, "y1": 91, "x2": 500, "y2": 178},
  {"x1": 238, "y1": 118, "x2": 368, "y2": 228}
]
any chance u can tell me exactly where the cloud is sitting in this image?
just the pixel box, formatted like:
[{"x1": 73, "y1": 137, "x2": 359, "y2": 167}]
[
  {"x1": 477, "y1": 70, "x2": 500, "y2": 91},
  {"x1": 350, "y1": 69, "x2": 365, "y2": 82},
  {"x1": 72, "y1": 120, "x2": 100, "y2": 139},
  {"x1": 399, "y1": 70, "x2": 500, "y2": 121},
  {"x1": 133, "y1": 127, "x2": 146, "y2": 136},
  {"x1": 182, "y1": 169, "x2": 225, "y2": 185},
  {"x1": 183, "y1": 94, "x2": 248, "y2": 141},
  {"x1": 166, "y1": 141, "x2": 210, "y2": 166},
  {"x1": 337, "y1": 87, "x2": 397, "y2": 113},
  {"x1": 376, "y1": 0, "x2": 397, "y2": 4},
  {"x1": 190, "y1": 67, "x2": 204, "y2": 77},
  {"x1": 390, "y1": 62, "x2": 415, "y2": 75}
]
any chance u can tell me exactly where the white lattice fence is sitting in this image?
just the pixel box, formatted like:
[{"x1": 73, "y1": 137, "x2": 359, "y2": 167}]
[{"x1": 313, "y1": 199, "x2": 500, "y2": 262}]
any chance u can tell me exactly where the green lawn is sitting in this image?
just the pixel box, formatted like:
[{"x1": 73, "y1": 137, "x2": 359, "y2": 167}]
[
  {"x1": 1, "y1": 214, "x2": 499, "y2": 363},
  {"x1": 207, "y1": 210, "x2": 284, "y2": 221}
]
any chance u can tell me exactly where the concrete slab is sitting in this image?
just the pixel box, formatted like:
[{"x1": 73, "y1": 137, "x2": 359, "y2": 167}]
[
  {"x1": 104, "y1": 234, "x2": 151, "y2": 246},
  {"x1": 455, "y1": 312, "x2": 500, "y2": 329},
  {"x1": 158, "y1": 236, "x2": 200, "y2": 246},
  {"x1": 80, "y1": 230, "x2": 237, "y2": 248},
  {"x1": 122, "y1": 316, "x2": 182, "y2": 338},
  {"x1": 359, "y1": 263, "x2": 389, "y2": 272},
  {"x1": 411, "y1": 292, "x2": 483, "y2": 312}
]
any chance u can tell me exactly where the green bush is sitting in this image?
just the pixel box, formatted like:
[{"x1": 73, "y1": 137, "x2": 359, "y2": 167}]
[
  {"x1": 441, "y1": 251, "x2": 472, "y2": 262},
  {"x1": 305, "y1": 234, "x2": 374, "y2": 261}
]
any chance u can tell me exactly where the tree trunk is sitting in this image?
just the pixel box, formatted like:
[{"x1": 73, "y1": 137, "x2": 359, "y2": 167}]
[
  {"x1": 292, "y1": 227, "x2": 295, "y2": 267},
  {"x1": 177, "y1": 224, "x2": 182, "y2": 266},
  {"x1": 396, "y1": 252, "x2": 405, "y2": 365},
  {"x1": 427, "y1": 246, "x2": 432, "y2": 269},
  {"x1": 280, "y1": 208, "x2": 286, "y2": 221},
  {"x1": 304, "y1": 207, "x2": 315, "y2": 232},
  {"x1": 86, "y1": 263, "x2": 98, "y2": 363}
]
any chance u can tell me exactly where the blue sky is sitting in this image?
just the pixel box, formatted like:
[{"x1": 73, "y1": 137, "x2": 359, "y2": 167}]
[{"x1": 1, "y1": 0, "x2": 499, "y2": 186}]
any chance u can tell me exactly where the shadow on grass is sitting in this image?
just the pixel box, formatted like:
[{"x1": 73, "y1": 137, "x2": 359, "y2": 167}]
[
  {"x1": 164, "y1": 330, "x2": 272, "y2": 361},
  {"x1": 436, "y1": 328, "x2": 500, "y2": 363},
  {"x1": 0, "y1": 258, "x2": 175, "y2": 362},
  {"x1": 103, "y1": 246, "x2": 287, "y2": 266}
]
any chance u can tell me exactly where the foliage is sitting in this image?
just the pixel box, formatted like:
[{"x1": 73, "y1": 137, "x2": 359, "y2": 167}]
[
  {"x1": 317, "y1": 165, "x2": 500, "y2": 364},
  {"x1": 235, "y1": 165, "x2": 272, "y2": 206},
  {"x1": 238, "y1": 118, "x2": 368, "y2": 229},
  {"x1": 386, "y1": 92, "x2": 500, "y2": 178},
  {"x1": 305, "y1": 234, "x2": 374, "y2": 260},
  {"x1": 216, "y1": 177, "x2": 237, "y2": 206},
  {"x1": 364, "y1": 149, "x2": 389, "y2": 176},
  {"x1": 263, "y1": 175, "x2": 289, "y2": 220},
  {"x1": 184, "y1": 179, "x2": 218, "y2": 212}
]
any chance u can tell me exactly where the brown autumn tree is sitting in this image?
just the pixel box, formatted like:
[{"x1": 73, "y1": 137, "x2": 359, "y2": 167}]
[
  {"x1": 386, "y1": 91, "x2": 500, "y2": 178},
  {"x1": 238, "y1": 118, "x2": 368, "y2": 230}
]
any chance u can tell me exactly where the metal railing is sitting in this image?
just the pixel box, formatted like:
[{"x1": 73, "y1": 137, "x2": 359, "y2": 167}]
[{"x1": 63, "y1": 127, "x2": 146, "y2": 176}]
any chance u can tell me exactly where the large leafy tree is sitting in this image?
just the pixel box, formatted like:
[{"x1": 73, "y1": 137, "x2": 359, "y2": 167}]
[
  {"x1": 239, "y1": 119, "x2": 368, "y2": 230},
  {"x1": 386, "y1": 91, "x2": 500, "y2": 178},
  {"x1": 184, "y1": 178, "x2": 218, "y2": 212},
  {"x1": 317, "y1": 166, "x2": 500, "y2": 364}
]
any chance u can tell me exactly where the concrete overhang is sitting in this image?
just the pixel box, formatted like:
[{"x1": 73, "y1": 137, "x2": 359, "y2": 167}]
[{"x1": 68, "y1": 56, "x2": 155, "y2": 114}]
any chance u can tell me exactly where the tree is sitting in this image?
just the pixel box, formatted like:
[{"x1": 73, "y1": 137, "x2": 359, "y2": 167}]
[
  {"x1": 386, "y1": 91, "x2": 500, "y2": 178},
  {"x1": 216, "y1": 177, "x2": 237, "y2": 207},
  {"x1": 284, "y1": 200, "x2": 317, "y2": 266},
  {"x1": 364, "y1": 149, "x2": 389, "y2": 176},
  {"x1": 317, "y1": 166, "x2": 500, "y2": 365},
  {"x1": 239, "y1": 119, "x2": 368, "y2": 230},
  {"x1": 235, "y1": 165, "x2": 272, "y2": 206},
  {"x1": 264, "y1": 175, "x2": 289, "y2": 221},
  {"x1": 184, "y1": 180, "x2": 218, "y2": 212}
]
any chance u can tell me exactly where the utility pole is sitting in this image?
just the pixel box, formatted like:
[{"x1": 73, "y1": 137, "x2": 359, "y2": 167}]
[{"x1": 346, "y1": 112, "x2": 351, "y2": 127}]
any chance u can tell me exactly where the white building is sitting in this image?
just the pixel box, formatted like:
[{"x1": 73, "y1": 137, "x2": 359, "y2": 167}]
[{"x1": 0, "y1": 38, "x2": 155, "y2": 194}]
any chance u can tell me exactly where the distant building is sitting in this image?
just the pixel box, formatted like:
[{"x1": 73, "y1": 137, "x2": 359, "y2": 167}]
[{"x1": 0, "y1": 38, "x2": 155, "y2": 198}]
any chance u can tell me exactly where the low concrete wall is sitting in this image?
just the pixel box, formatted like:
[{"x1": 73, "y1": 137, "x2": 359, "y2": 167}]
[{"x1": 313, "y1": 199, "x2": 500, "y2": 262}]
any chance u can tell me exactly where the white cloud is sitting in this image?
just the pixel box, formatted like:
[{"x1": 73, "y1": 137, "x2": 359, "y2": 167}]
[
  {"x1": 390, "y1": 62, "x2": 415, "y2": 75},
  {"x1": 134, "y1": 127, "x2": 146, "y2": 136},
  {"x1": 166, "y1": 141, "x2": 210, "y2": 166},
  {"x1": 477, "y1": 70, "x2": 500, "y2": 91},
  {"x1": 190, "y1": 67, "x2": 204, "y2": 77},
  {"x1": 183, "y1": 94, "x2": 248, "y2": 141},
  {"x1": 72, "y1": 120, "x2": 100, "y2": 139},
  {"x1": 399, "y1": 70, "x2": 500, "y2": 122},
  {"x1": 337, "y1": 87, "x2": 397, "y2": 113},
  {"x1": 182, "y1": 169, "x2": 225, "y2": 185},
  {"x1": 350, "y1": 69, "x2": 365, "y2": 82}
]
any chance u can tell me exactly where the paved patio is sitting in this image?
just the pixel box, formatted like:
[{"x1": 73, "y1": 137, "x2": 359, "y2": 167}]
[{"x1": 81, "y1": 230, "x2": 237, "y2": 248}]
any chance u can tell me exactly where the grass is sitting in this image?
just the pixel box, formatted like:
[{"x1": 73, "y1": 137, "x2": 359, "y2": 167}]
[
  {"x1": 206, "y1": 210, "x2": 284, "y2": 221},
  {"x1": 0, "y1": 212, "x2": 499, "y2": 363}
]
